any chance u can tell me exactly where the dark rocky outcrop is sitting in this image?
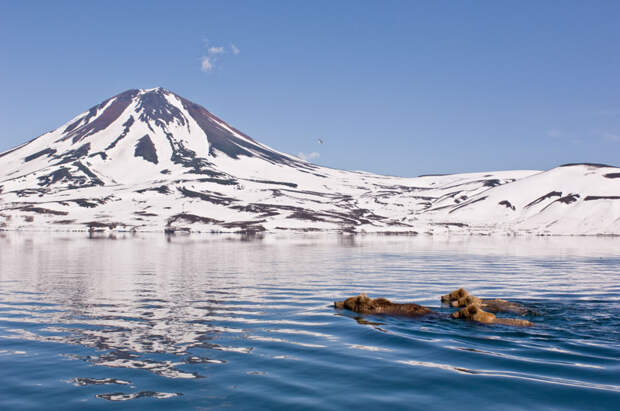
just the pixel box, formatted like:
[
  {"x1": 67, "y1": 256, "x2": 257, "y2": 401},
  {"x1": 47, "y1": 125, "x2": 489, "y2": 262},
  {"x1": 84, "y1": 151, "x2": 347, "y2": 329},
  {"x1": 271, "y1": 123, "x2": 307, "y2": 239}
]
[
  {"x1": 449, "y1": 196, "x2": 488, "y2": 213},
  {"x1": 483, "y1": 179, "x2": 501, "y2": 187},
  {"x1": 73, "y1": 161, "x2": 105, "y2": 186},
  {"x1": 499, "y1": 200, "x2": 516, "y2": 210},
  {"x1": 20, "y1": 206, "x2": 68, "y2": 216},
  {"x1": 180, "y1": 95, "x2": 315, "y2": 172},
  {"x1": 525, "y1": 191, "x2": 562, "y2": 208},
  {"x1": 54, "y1": 143, "x2": 91, "y2": 165},
  {"x1": 177, "y1": 187, "x2": 237, "y2": 205},
  {"x1": 106, "y1": 116, "x2": 135, "y2": 151},
  {"x1": 584, "y1": 196, "x2": 620, "y2": 201},
  {"x1": 37, "y1": 168, "x2": 73, "y2": 186},
  {"x1": 167, "y1": 213, "x2": 223, "y2": 226},
  {"x1": 539, "y1": 194, "x2": 581, "y2": 211},
  {"x1": 136, "y1": 185, "x2": 171, "y2": 195},
  {"x1": 25, "y1": 148, "x2": 57, "y2": 162},
  {"x1": 560, "y1": 163, "x2": 617, "y2": 168},
  {"x1": 134, "y1": 135, "x2": 158, "y2": 164},
  {"x1": 61, "y1": 89, "x2": 139, "y2": 144},
  {"x1": 248, "y1": 179, "x2": 298, "y2": 188}
]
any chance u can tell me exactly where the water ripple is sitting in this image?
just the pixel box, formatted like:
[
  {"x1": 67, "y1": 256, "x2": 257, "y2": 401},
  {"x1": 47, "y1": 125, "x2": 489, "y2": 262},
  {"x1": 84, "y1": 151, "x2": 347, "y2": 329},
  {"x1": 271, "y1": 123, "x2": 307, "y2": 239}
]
[
  {"x1": 0, "y1": 234, "x2": 618, "y2": 409},
  {"x1": 398, "y1": 360, "x2": 620, "y2": 392}
]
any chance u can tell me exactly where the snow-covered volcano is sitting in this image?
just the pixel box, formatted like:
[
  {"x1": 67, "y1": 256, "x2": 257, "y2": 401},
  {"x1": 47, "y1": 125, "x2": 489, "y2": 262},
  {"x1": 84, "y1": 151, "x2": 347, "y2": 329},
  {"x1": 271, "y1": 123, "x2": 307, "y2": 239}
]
[{"x1": 0, "y1": 88, "x2": 618, "y2": 235}]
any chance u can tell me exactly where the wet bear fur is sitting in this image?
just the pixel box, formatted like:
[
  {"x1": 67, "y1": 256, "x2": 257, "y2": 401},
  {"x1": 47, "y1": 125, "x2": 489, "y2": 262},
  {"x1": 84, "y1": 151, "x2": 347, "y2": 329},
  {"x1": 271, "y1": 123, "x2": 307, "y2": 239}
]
[
  {"x1": 452, "y1": 304, "x2": 532, "y2": 327},
  {"x1": 441, "y1": 288, "x2": 529, "y2": 315},
  {"x1": 441, "y1": 288, "x2": 468, "y2": 304},
  {"x1": 334, "y1": 294, "x2": 432, "y2": 317}
]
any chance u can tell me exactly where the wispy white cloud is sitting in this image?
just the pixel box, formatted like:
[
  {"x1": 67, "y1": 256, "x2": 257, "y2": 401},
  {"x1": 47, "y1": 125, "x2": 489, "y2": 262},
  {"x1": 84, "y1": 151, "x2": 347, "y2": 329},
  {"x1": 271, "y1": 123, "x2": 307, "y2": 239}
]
[
  {"x1": 208, "y1": 46, "x2": 225, "y2": 55},
  {"x1": 201, "y1": 56, "x2": 215, "y2": 72},
  {"x1": 297, "y1": 152, "x2": 320, "y2": 162},
  {"x1": 200, "y1": 40, "x2": 240, "y2": 72}
]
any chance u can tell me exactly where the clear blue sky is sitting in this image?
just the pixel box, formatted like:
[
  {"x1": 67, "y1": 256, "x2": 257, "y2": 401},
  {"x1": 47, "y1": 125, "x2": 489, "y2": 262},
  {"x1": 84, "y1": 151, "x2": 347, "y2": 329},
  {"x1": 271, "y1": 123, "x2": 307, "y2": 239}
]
[{"x1": 1, "y1": 1, "x2": 619, "y2": 176}]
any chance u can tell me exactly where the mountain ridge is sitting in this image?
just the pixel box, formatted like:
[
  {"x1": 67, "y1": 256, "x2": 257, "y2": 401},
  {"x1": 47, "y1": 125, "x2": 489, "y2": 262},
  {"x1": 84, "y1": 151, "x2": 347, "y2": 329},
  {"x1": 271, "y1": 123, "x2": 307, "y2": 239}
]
[{"x1": 0, "y1": 88, "x2": 618, "y2": 235}]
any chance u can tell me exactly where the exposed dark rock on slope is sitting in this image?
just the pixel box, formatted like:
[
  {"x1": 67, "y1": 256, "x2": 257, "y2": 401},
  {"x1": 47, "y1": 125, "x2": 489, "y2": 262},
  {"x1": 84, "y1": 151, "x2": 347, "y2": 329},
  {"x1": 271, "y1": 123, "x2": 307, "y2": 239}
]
[{"x1": 0, "y1": 88, "x2": 618, "y2": 235}]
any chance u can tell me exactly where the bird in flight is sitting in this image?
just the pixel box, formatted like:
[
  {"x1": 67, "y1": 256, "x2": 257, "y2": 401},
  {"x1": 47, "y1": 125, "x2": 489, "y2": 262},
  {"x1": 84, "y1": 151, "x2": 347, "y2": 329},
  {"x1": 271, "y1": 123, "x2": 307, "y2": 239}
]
[{"x1": 318, "y1": 138, "x2": 324, "y2": 144}]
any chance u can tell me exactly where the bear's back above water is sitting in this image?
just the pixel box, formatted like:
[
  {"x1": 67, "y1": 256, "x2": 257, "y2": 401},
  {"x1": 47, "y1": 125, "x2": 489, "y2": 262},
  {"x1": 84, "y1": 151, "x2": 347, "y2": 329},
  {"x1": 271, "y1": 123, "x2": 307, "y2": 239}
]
[
  {"x1": 334, "y1": 294, "x2": 432, "y2": 317},
  {"x1": 452, "y1": 303, "x2": 533, "y2": 327}
]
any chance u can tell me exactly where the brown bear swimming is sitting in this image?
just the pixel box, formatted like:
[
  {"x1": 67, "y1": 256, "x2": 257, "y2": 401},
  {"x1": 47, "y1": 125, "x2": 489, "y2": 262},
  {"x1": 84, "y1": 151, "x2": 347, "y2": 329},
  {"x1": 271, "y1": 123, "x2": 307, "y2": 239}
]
[
  {"x1": 334, "y1": 294, "x2": 433, "y2": 317},
  {"x1": 451, "y1": 304, "x2": 533, "y2": 327},
  {"x1": 441, "y1": 288, "x2": 469, "y2": 304},
  {"x1": 441, "y1": 288, "x2": 529, "y2": 315}
]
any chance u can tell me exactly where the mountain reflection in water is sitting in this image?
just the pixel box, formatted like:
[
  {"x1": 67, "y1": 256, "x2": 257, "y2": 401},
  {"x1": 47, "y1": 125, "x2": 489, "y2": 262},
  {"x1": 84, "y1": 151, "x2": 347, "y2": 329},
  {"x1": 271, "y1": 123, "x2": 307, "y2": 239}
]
[{"x1": 0, "y1": 233, "x2": 619, "y2": 410}]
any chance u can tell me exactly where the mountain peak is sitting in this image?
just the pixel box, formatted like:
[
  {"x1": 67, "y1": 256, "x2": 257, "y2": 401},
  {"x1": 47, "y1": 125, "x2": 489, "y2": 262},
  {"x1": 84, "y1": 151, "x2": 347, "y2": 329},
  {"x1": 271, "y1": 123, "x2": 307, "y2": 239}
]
[
  {"x1": 1, "y1": 89, "x2": 618, "y2": 235},
  {"x1": 139, "y1": 86, "x2": 166, "y2": 93},
  {"x1": 0, "y1": 87, "x2": 308, "y2": 185}
]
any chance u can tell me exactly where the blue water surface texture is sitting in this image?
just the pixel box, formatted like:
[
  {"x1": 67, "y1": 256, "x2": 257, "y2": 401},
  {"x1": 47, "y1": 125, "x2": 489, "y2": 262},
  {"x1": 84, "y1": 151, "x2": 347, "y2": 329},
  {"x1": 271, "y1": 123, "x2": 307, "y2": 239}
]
[{"x1": 0, "y1": 233, "x2": 618, "y2": 410}]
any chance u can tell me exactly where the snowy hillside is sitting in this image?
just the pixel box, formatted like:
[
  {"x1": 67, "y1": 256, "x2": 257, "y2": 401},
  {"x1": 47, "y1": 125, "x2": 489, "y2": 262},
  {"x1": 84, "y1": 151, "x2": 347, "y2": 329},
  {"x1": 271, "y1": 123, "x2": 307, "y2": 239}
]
[{"x1": 0, "y1": 88, "x2": 618, "y2": 235}]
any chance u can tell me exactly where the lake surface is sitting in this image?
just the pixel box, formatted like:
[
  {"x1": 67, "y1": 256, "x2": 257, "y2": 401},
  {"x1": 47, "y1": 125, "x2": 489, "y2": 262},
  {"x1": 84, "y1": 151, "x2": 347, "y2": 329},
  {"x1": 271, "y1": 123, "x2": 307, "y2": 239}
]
[{"x1": 0, "y1": 233, "x2": 618, "y2": 410}]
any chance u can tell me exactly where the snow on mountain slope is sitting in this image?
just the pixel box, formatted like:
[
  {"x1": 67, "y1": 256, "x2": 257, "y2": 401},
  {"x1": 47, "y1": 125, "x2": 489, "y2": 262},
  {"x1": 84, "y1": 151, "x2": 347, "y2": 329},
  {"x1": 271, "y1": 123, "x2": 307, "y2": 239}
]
[
  {"x1": 0, "y1": 88, "x2": 618, "y2": 235},
  {"x1": 433, "y1": 164, "x2": 620, "y2": 235}
]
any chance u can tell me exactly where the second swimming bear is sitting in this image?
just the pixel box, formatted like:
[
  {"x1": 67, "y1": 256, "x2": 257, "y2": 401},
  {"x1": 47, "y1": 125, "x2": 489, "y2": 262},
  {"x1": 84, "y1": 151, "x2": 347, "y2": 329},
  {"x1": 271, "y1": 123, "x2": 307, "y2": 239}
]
[{"x1": 441, "y1": 288, "x2": 531, "y2": 315}]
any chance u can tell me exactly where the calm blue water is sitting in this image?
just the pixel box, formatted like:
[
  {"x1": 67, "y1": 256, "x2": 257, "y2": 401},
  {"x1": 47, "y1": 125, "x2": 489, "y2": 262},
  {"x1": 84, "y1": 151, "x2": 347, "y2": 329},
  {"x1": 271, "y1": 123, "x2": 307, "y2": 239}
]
[{"x1": 0, "y1": 233, "x2": 618, "y2": 410}]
